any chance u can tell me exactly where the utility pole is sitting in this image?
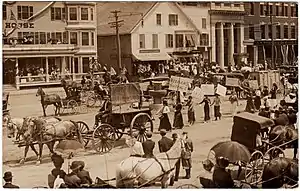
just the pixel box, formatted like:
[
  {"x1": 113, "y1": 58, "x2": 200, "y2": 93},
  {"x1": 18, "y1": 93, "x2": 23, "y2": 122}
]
[{"x1": 266, "y1": 4, "x2": 274, "y2": 69}]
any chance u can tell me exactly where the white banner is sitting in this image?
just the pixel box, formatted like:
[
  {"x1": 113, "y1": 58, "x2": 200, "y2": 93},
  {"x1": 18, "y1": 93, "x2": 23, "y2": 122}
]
[
  {"x1": 226, "y1": 78, "x2": 240, "y2": 87},
  {"x1": 201, "y1": 84, "x2": 215, "y2": 95},
  {"x1": 191, "y1": 87, "x2": 204, "y2": 101},
  {"x1": 216, "y1": 84, "x2": 227, "y2": 97},
  {"x1": 169, "y1": 76, "x2": 193, "y2": 92}
]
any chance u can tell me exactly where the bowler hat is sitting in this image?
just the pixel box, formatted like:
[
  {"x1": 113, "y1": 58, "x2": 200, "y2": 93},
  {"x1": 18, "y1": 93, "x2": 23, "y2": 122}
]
[
  {"x1": 3, "y1": 171, "x2": 13, "y2": 180},
  {"x1": 70, "y1": 161, "x2": 81, "y2": 171}
]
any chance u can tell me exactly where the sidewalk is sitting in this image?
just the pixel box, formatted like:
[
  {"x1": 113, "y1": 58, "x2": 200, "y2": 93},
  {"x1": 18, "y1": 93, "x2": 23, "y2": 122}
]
[{"x1": 4, "y1": 87, "x2": 65, "y2": 96}]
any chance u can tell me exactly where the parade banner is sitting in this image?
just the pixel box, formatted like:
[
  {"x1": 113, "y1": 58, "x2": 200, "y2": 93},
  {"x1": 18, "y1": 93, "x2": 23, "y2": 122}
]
[
  {"x1": 216, "y1": 84, "x2": 227, "y2": 97},
  {"x1": 249, "y1": 80, "x2": 259, "y2": 90},
  {"x1": 110, "y1": 83, "x2": 140, "y2": 105},
  {"x1": 201, "y1": 84, "x2": 215, "y2": 95},
  {"x1": 191, "y1": 87, "x2": 204, "y2": 101},
  {"x1": 226, "y1": 77, "x2": 240, "y2": 87},
  {"x1": 169, "y1": 76, "x2": 193, "y2": 92}
]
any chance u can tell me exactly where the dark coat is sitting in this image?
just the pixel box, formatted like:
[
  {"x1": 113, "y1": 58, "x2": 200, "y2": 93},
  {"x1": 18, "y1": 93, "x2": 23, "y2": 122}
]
[
  {"x1": 77, "y1": 170, "x2": 93, "y2": 185},
  {"x1": 3, "y1": 183, "x2": 19, "y2": 188},
  {"x1": 158, "y1": 136, "x2": 173, "y2": 153},
  {"x1": 212, "y1": 166, "x2": 234, "y2": 188},
  {"x1": 142, "y1": 139, "x2": 155, "y2": 158}
]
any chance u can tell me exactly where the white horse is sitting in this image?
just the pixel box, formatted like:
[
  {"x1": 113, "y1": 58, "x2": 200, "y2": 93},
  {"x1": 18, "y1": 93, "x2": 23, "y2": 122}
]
[{"x1": 116, "y1": 139, "x2": 183, "y2": 188}]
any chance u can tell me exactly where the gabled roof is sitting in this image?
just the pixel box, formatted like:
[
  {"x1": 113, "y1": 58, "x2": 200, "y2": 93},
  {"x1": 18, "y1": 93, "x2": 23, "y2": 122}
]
[{"x1": 96, "y1": 2, "x2": 155, "y2": 36}]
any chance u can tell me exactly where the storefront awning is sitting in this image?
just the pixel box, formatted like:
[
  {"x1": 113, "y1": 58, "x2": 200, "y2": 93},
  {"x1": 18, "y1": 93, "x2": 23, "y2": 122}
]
[{"x1": 133, "y1": 52, "x2": 171, "y2": 61}]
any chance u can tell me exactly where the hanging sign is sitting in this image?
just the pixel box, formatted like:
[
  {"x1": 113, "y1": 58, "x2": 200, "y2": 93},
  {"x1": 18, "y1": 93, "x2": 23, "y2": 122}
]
[
  {"x1": 216, "y1": 84, "x2": 227, "y2": 97},
  {"x1": 201, "y1": 84, "x2": 215, "y2": 95}
]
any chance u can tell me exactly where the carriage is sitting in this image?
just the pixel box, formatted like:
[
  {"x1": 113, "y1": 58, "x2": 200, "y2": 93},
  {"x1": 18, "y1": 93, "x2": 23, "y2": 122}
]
[{"x1": 74, "y1": 83, "x2": 153, "y2": 153}]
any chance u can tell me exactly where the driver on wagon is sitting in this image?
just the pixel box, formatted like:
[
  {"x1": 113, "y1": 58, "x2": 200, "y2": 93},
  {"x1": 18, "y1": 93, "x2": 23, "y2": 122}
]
[
  {"x1": 94, "y1": 96, "x2": 112, "y2": 128},
  {"x1": 212, "y1": 156, "x2": 234, "y2": 188}
]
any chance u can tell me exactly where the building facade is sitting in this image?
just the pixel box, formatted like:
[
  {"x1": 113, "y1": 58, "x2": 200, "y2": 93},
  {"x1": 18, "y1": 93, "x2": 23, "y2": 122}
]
[
  {"x1": 244, "y1": 2, "x2": 298, "y2": 67},
  {"x1": 2, "y1": 2, "x2": 97, "y2": 89}
]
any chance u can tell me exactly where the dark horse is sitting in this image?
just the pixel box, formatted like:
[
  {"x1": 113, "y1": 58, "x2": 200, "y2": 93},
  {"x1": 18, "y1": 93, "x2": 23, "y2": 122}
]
[
  {"x1": 262, "y1": 157, "x2": 298, "y2": 188},
  {"x1": 22, "y1": 117, "x2": 82, "y2": 165},
  {"x1": 36, "y1": 87, "x2": 62, "y2": 117}
]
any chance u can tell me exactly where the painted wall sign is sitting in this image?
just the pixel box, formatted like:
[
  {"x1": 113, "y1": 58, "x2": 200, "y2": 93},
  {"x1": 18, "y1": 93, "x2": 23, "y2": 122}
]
[{"x1": 5, "y1": 22, "x2": 34, "y2": 29}]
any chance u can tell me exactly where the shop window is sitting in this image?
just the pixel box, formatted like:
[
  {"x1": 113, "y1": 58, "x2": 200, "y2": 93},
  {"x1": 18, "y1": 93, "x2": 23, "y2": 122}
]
[
  {"x1": 291, "y1": 26, "x2": 296, "y2": 39},
  {"x1": 261, "y1": 25, "x2": 265, "y2": 39},
  {"x1": 34, "y1": 32, "x2": 39, "y2": 44},
  {"x1": 91, "y1": 32, "x2": 94, "y2": 46},
  {"x1": 152, "y1": 34, "x2": 158, "y2": 48},
  {"x1": 202, "y1": 18, "x2": 206, "y2": 29},
  {"x1": 3, "y1": 5, "x2": 7, "y2": 20},
  {"x1": 69, "y1": 7, "x2": 77, "y2": 20},
  {"x1": 169, "y1": 14, "x2": 178, "y2": 26},
  {"x1": 70, "y1": 32, "x2": 77, "y2": 45},
  {"x1": 82, "y1": 32, "x2": 89, "y2": 46},
  {"x1": 139, "y1": 34, "x2": 145, "y2": 48},
  {"x1": 156, "y1": 14, "x2": 161, "y2": 25},
  {"x1": 56, "y1": 32, "x2": 62, "y2": 43},
  {"x1": 268, "y1": 24, "x2": 272, "y2": 39},
  {"x1": 185, "y1": 34, "x2": 196, "y2": 47},
  {"x1": 276, "y1": 25, "x2": 281, "y2": 39},
  {"x1": 175, "y1": 34, "x2": 183, "y2": 48},
  {"x1": 90, "y1": 8, "x2": 94, "y2": 21},
  {"x1": 224, "y1": 3, "x2": 231, "y2": 7},
  {"x1": 40, "y1": 32, "x2": 46, "y2": 44},
  {"x1": 82, "y1": 57, "x2": 90, "y2": 73},
  {"x1": 249, "y1": 24, "x2": 254, "y2": 39},
  {"x1": 81, "y1": 8, "x2": 88, "y2": 20},
  {"x1": 165, "y1": 34, "x2": 173, "y2": 48},
  {"x1": 17, "y1": 6, "x2": 33, "y2": 20}
]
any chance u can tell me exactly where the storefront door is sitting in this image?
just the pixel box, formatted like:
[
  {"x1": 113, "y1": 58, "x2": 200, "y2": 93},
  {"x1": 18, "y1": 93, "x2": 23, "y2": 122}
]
[{"x1": 3, "y1": 59, "x2": 16, "y2": 84}]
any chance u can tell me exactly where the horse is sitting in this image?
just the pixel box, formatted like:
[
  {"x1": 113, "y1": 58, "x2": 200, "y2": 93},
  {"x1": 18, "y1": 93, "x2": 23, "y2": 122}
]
[
  {"x1": 115, "y1": 139, "x2": 183, "y2": 188},
  {"x1": 22, "y1": 117, "x2": 82, "y2": 164},
  {"x1": 36, "y1": 87, "x2": 62, "y2": 117},
  {"x1": 262, "y1": 157, "x2": 298, "y2": 188}
]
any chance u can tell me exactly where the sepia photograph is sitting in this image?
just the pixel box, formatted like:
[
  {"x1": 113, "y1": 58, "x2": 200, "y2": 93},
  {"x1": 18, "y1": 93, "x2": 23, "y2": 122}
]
[{"x1": 2, "y1": 1, "x2": 298, "y2": 188}]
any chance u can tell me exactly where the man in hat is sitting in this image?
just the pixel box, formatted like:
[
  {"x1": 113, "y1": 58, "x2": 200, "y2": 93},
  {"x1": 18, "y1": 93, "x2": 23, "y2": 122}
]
[
  {"x1": 212, "y1": 157, "x2": 234, "y2": 188},
  {"x1": 48, "y1": 153, "x2": 66, "y2": 188},
  {"x1": 3, "y1": 171, "x2": 19, "y2": 188},
  {"x1": 94, "y1": 96, "x2": 112, "y2": 128},
  {"x1": 142, "y1": 132, "x2": 155, "y2": 158},
  {"x1": 126, "y1": 132, "x2": 144, "y2": 157},
  {"x1": 181, "y1": 132, "x2": 193, "y2": 179},
  {"x1": 64, "y1": 161, "x2": 81, "y2": 188},
  {"x1": 158, "y1": 129, "x2": 173, "y2": 153},
  {"x1": 172, "y1": 133, "x2": 180, "y2": 181},
  {"x1": 76, "y1": 161, "x2": 93, "y2": 186}
]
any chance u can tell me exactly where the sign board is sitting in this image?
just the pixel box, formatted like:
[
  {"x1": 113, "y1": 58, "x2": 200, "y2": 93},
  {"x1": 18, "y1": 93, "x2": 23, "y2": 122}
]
[
  {"x1": 169, "y1": 76, "x2": 193, "y2": 92},
  {"x1": 201, "y1": 84, "x2": 215, "y2": 95},
  {"x1": 249, "y1": 80, "x2": 259, "y2": 89},
  {"x1": 110, "y1": 83, "x2": 140, "y2": 105},
  {"x1": 5, "y1": 22, "x2": 34, "y2": 29},
  {"x1": 226, "y1": 77, "x2": 240, "y2": 87},
  {"x1": 216, "y1": 84, "x2": 227, "y2": 97},
  {"x1": 191, "y1": 87, "x2": 204, "y2": 101}
]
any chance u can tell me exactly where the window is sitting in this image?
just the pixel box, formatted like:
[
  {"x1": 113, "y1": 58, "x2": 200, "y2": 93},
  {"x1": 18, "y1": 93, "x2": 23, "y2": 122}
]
[
  {"x1": 17, "y1": 6, "x2": 33, "y2": 20},
  {"x1": 175, "y1": 34, "x2": 184, "y2": 48},
  {"x1": 224, "y1": 3, "x2": 231, "y2": 7},
  {"x1": 91, "y1": 32, "x2": 94, "y2": 46},
  {"x1": 261, "y1": 25, "x2": 266, "y2": 39},
  {"x1": 3, "y1": 5, "x2": 7, "y2": 20},
  {"x1": 268, "y1": 24, "x2": 272, "y2": 39},
  {"x1": 156, "y1": 14, "x2": 161, "y2": 25},
  {"x1": 56, "y1": 32, "x2": 62, "y2": 42},
  {"x1": 276, "y1": 5, "x2": 282, "y2": 16},
  {"x1": 276, "y1": 25, "x2": 281, "y2": 39},
  {"x1": 81, "y1": 8, "x2": 88, "y2": 20},
  {"x1": 152, "y1": 34, "x2": 158, "y2": 48},
  {"x1": 82, "y1": 57, "x2": 90, "y2": 73},
  {"x1": 260, "y1": 4, "x2": 266, "y2": 16},
  {"x1": 200, "y1": 34, "x2": 209, "y2": 46},
  {"x1": 266, "y1": 4, "x2": 273, "y2": 15},
  {"x1": 202, "y1": 18, "x2": 206, "y2": 29},
  {"x1": 166, "y1": 34, "x2": 173, "y2": 48},
  {"x1": 291, "y1": 5, "x2": 297, "y2": 17},
  {"x1": 185, "y1": 34, "x2": 196, "y2": 47},
  {"x1": 82, "y1": 32, "x2": 89, "y2": 45},
  {"x1": 139, "y1": 34, "x2": 145, "y2": 48},
  {"x1": 215, "y1": 3, "x2": 221, "y2": 7},
  {"x1": 169, "y1": 14, "x2": 178, "y2": 26},
  {"x1": 90, "y1": 8, "x2": 94, "y2": 20},
  {"x1": 291, "y1": 26, "x2": 296, "y2": 39},
  {"x1": 234, "y1": 4, "x2": 240, "y2": 7},
  {"x1": 69, "y1": 7, "x2": 77, "y2": 20},
  {"x1": 249, "y1": 24, "x2": 254, "y2": 39},
  {"x1": 70, "y1": 32, "x2": 77, "y2": 45},
  {"x1": 283, "y1": 5, "x2": 288, "y2": 17},
  {"x1": 284, "y1": 25, "x2": 288, "y2": 38},
  {"x1": 63, "y1": 32, "x2": 68, "y2": 44},
  {"x1": 51, "y1": 7, "x2": 64, "y2": 20},
  {"x1": 98, "y1": 37, "x2": 104, "y2": 49},
  {"x1": 40, "y1": 32, "x2": 46, "y2": 44},
  {"x1": 182, "y1": 2, "x2": 198, "y2": 6},
  {"x1": 47, "y1": 32, "x2": 51, "y2": 43},
  {"x1": 34, "y1": 32, "x2": 39, "y2": 44},
  {"x1": 249, "y1": 3, "x2": 254, "y2": 15}
]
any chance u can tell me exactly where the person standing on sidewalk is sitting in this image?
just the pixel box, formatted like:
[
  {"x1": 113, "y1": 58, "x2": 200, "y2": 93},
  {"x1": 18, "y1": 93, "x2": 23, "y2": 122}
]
[
  {"x1": 211, "y1": 94, "x2": 222, "y2": 121},
  {"x1": 229, "y1": 90, "x2": 239, "y2": 117},
  {"x1": 187, "y1": 96, "x2": 196, "y2": 126},
  {"x1": 270, "y1": 83, "x2": 278, "y2": 99},
  {"x1": 173, "y1": 103, "x2": 184, "y2": 129},
  {"x1": 254, "y1": 88, "x2": 262, "y2": 110},
  {"x1": 181, "y1": 132, "x2": 193, "y2": 179},
  {"x1": 200, "y1": 95, "x2": 211, "y2": 123}
]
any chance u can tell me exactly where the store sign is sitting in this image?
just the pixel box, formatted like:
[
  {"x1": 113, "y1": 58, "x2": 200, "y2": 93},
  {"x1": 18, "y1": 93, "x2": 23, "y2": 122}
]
[{"x1": 5, "y1": 22, "x2": 34, "y2": 29}]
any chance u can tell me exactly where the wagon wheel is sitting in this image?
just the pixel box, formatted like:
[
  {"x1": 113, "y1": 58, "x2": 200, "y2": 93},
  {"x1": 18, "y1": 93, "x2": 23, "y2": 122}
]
[
  {"x1": 87, "y1": 95, "x2": 96, "y2": 107},
  {"x1": 115, "y1": 128, "x2": 125, "y2": 141},
  {"x1": 244, "y1": 150, "x2": 264, "y2": 185},
  {"x1": 92, "y1": 124, "x2": 116, "y2": 153},
  {"x1": 130, "y1": 113, "x2": 153, "y2": 142},
  {"x1": 76, "y1": 121, "x2": 90, "y2": 147},
  {"x1": 264, "y1": 146, "x2": 285, "y2": 161},
  {"x1": 176, "y1": 184, "x2": 199, "y2": 189},
  {"x1": 67, "y1": 100, "x2": 78, "y2": 114},
  {"x1": 79, "y1": 104, "x2": 88, "y2": 114}
]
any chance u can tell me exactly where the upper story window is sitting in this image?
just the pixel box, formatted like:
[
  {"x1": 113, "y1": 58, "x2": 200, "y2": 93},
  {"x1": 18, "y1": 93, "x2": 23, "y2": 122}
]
[
  {"x1": 215, "y1": 3, "x2": 221, "y2": 7},
  {"x1": 185, "y1": 34, "x2": 196, "y2": 47},
  {"x1": 284, "y1": 25, "x2": 288, "y2": 38},
  {"x1": 224, "y1": 3, "x2": 231, "y2": 7},
  {"x1": 169, "y1": 14, "x2": 178, "y2": 26},
  {"x1": 276, "y1": 25, "x2": 281, "y2": 39},
  {"x1": 291, "y1": 4, "x2": 297, "y2": 17},
  {"x1": 90, "y1": 8, "x2": 94, "y2": 21},
  {"x1": 139, "y1": 34, "x2": 145, "y2": 48},
  {"x1": 283, "y1": 4, "x2": 288, "y2": 17},
  {"x1": 81, "y1": 8, "x2": 88, "y2": 20},
  {"x1": 249, "y1": 3, "x2": 254, "y2": 15},
  {"x1": 182, "y1": 2, "x2": 198, "y2": 6},
  {"x1": 51, "y1": 7, "x2": 65, "y2": 20},
  {"x1": 156, "y1": 14, "x2": 161, "y2": 25},
  {"x1": 200, "y1": 34, "x2": 209, "y2": 46},
  {"x1": 260, "y1": 24, "x2": 265, "y2": 39},
  {"x1": 249, "y1": 24, "x2": 254, "y2": 39},
  {"x1": 234, "y1": 4, "x2": 240, "y2": 7},
  {"x1": 82, "y1": 32, "x2": 89, "y2": 45},
  {"x1": 260, "y1": 4, "x2": 266, "y2": 16},
  {"x1": 17, "y1": 6, "x2": 33, "y2": 20},
  {"x1": 3, "y1": 5, "x2": 7, "y2": 20},
  {"x1": 91, "y1": 32, "x2": 94, "y2": 46},
  {"x1": 165, "y1": 34, "x2": 173, "y2": 48},
  {"x1": 202, "y1": 18, "x2": 206, "y2": 29},
  {"x1": 175, "y1": 34, "x2": 183, "y2": 48},
  {"x1": 152, "y1": 34, "x2": 158, "y2": 48},
  {"x1": 291, "y1": 25, "x2": 296, "y2": 39},
  {"x1": 276, "y1": 5, "x2": 283, "y2": 16},
  {"x1": 69, "y1": 7, "x2": 77, "y2": 20},
  {"x1": 70, "y1": 32, "x2": 78, "y2": 45}
]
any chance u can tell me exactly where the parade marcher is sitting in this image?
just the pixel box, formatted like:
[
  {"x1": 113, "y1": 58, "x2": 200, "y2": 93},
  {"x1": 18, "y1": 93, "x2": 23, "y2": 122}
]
[
  {"x1": 211, "y1": 94, "x2": 222, "y2": 120},
  {"x1": 181, "y1": 132, "x2": 193, "y2": 179},
  {"x1": 245, "y1": 93, "x2": 255, "y2": 113},
  {"x1": 274, "y1": 108, "x2": 289, "y2": 126},
  {"x1": 64, "y1": 162, "x2": 82, "y2": 188},
  {"x1": 103, "y1": 68, "x2": 111, "y2": 85},
  {"x1": 262, "y1": 86, "x2": 269, "y2": 97},
  {"x1": 158, "y1": 129, "x2": 173, "y2": 153},
  {"x1": 187, "y1": 96, "x2": 196, "y2": 125},
  {"x1": 229, "y1": 90, "x2": 239, "y2": 117},
  {"x1": 156, "y1": 100, "x2": 172, "y2": 132},
  {"x1": 173, "y1": 103, "x2": 184, "y2": 129},
  {"x1": 3, "y1": 171, "x2": 19, "y2": 188},
  {"x1": 76, "y1": 161, "x2": 93, "y2": 186},
  {"x1": 212, "y1": 157, "x2": 234, "y2": 188},
  {"x1": 48, "y1": 153, "x2": 67, "y2": 188},
  {"x1": 126, "y1": 132, "x2": 144, "y2": 157},
  {"x1": 172, "y1": 133, "x2": 180, "y2": 181},
  {"x1": 254, "y1": 88, "x2": 261, "y2": 110},
  {"x1": 200, "y1": 95, "x2": 211, "y2": 123},
  {"x1": 270, "y1": 83, "x2": 278, "y2": 99},
  {"x1": 142, "y1": 132, "x2": 155, "y2": 158},
  {"x1": 287, "y1": 106, "x2": 297, "y2": 128},
  {"x1": 94, "y1": 96, "x2": 112, "y2": 128}
]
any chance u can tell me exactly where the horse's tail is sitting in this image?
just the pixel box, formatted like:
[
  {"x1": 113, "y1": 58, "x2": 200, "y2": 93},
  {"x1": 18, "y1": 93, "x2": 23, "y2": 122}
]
[{"x1": 69, "y1": 120, "x2": 83, "y2": 144}]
